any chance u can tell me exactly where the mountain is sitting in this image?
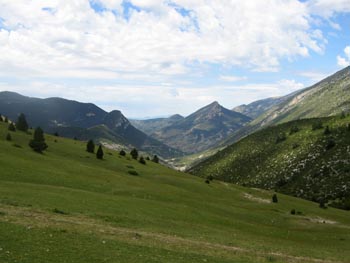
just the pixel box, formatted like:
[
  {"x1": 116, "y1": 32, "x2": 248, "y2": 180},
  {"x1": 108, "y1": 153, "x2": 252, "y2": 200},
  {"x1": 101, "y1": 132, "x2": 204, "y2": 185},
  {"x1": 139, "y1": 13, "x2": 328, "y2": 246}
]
[
  {"x1": 151, "y1": 101, "x2": 252, "y2": 154},
  {"x1": 130, "y1": 114, "x2": 184, "y2": 135},
  {"x1": 221, "y1": 66, "x2": 350, "y2": 147},
  {"x1": 190, "y1": 115, "x2": 350, "y2": 210},
  {"x1": 232, "y1": 95, "x2": 292, "y2": 119},
  {"x1": 1, "y1": 121, "x2": 349, "y2": 263},
  {"x1": 0, "y1": 91, "x2": 182, "y2": 158}
]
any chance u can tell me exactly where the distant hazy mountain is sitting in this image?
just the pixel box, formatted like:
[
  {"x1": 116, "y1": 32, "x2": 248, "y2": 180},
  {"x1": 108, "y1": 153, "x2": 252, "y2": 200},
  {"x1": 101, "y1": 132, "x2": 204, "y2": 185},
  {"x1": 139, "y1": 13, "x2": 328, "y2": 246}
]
[
  {"x1": 232, "y1": 96, "x2": 291, "y2": 119},
  {"x1": 151, "y1": 101, "x2": 251, "y2": 154},
  {"x1": 130, "y1": 114, "x2": 184, "y2": 135},
  {"x1": 0, "y1": 91, "x2": 182, "y2": 158}
]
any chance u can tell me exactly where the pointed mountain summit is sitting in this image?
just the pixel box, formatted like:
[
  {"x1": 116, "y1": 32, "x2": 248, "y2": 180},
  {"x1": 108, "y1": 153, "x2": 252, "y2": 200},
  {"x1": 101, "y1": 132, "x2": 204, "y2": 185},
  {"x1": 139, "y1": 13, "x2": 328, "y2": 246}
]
[{"x1": 151, "y1": 101, "x2": 251, "y2": 154}]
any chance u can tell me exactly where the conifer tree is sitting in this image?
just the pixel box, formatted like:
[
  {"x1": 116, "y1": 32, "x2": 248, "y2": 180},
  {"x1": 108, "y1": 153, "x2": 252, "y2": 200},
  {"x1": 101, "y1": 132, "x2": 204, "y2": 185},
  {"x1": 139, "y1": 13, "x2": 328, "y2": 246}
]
[
  {"x1": 96, "y1": 145, "x2": 104, "y2": 159},
  {"x1": 16, "y1": 113, "x2": 29, "y2": 132},
  {"x1": 272, "y1": 194, "x2": 278, "y2": 203},
  {"x1": 6, "y1": 133, "x2": 11, "y2": 141},
  {"x1": 119, "y1": 149, "x2": 126, "y2": 156},
  {"x1": 29, "y1": 127, "x2": 48, "y2": 153},
  {"x1": 139, "y1": 156, "x2": 146, "y2": 165},
  {"x1": 86, "y1": 139, "x2": 95, "y2": 153},
  {"x1": 130, "y1": 148, "x2": 138, "y2": 160},
  {"x1": 8, "y1": 123, "x2": 16, "y2": 132},
  {"x1": 152, "y1": 155, "x2": 159, "y2": 163}
]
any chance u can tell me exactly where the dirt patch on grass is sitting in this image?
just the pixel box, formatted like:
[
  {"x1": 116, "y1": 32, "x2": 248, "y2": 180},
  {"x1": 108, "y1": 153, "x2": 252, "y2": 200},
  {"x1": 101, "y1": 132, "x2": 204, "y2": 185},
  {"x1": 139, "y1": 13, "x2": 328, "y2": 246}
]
[{"x1": 243, "y1": 193, "x2": 271, "y2": 204}]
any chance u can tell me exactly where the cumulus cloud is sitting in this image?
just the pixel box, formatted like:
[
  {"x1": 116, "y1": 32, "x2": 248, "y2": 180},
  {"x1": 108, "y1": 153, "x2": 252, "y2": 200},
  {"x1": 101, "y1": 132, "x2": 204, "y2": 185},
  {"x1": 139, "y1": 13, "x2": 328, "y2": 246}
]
[
  {"x1": 219, "y1": 75, "x2": 247, "y2": 82},
  {"x1": 337, "y1": 46, "x2": 350, "y2": 67},
  {"x1": 0, "y1": 0, "x2": 329, "y2": 79}
]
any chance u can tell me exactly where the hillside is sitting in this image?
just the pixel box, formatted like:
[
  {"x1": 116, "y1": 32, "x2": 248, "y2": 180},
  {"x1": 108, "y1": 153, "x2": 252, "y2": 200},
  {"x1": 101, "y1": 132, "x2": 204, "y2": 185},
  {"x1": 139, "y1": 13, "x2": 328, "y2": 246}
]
[
  {"x1": 0, "y1": 120, "x2": 350, "y2": 263},
  {"x1": 131, "y1": 114, "x2": 184, "y2": 135},
  {"x1": 190, "y1": 114, "x2": 350, "y2": 209},
  {"x1": 152, "y1": 102, "x2": 251, "y2": 154},
  {"x1": 0, "y1": 91, "x2": 182, "y2": 159}
]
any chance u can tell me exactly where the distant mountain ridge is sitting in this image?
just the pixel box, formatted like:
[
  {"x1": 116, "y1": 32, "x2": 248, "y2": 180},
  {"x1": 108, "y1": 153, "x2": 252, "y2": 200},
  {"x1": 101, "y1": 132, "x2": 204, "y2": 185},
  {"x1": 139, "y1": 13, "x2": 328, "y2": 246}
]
[
  {"x1": 150, "y1": 101, "x2": 251, "y2": 154},
  {"x1": 131, "y1": 114, "x2": 184, "y2": 135},
  {"x1": 0, "y1": 91, "x2": 182, "y2": 158}
]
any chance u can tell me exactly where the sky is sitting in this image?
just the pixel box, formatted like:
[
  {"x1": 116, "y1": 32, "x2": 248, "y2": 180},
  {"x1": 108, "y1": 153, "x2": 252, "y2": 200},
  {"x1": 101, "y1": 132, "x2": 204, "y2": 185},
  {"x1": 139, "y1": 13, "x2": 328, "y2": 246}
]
[{"x1": 0, "y1": 0, "x2": 350, "y2": 118}]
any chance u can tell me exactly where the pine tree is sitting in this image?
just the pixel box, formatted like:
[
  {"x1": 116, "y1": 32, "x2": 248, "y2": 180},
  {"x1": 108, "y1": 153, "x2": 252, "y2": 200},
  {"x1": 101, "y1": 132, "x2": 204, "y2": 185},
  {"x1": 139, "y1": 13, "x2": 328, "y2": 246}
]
[
  {"x1": 139, "y1": 156, "x2": 146, "y2": 165},
  {"x1": 86, "y1": 139, "x2": 95, "y2": 153},
  {"x1": 152, "y1": 155, "x2": 159, "y2": 163},
  {"x1": 130, "y1": 148, "x2": 138, "y2": 160},
  {"x1": 29, "y1": 127, "x2": 48, "y2": 153},
  {"x1": 16, "y1": 113, "x2": 29, "y2": 132},
  {"x1": 119, "y1": 149, "x2": 126, "y2": 156},
  {"x1": 272, "y1": 194, "x2": 278, "y2": 203},
  {"x1": 96, "y1": 145, "x2": 104, "y2": 159},
  {"x1": 6, "y1": 133, "x2": 11, "y2": 141},
  {"x1": 8, "y1": 123, "x2": 16, "y2": 132}
]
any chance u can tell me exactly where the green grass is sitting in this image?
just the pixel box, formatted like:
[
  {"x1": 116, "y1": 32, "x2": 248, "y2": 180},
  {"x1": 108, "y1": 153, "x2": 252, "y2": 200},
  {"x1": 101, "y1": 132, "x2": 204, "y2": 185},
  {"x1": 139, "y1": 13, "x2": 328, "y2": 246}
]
[{"x1": 0, "y1": 121, "x2": 349, "y2": 262}]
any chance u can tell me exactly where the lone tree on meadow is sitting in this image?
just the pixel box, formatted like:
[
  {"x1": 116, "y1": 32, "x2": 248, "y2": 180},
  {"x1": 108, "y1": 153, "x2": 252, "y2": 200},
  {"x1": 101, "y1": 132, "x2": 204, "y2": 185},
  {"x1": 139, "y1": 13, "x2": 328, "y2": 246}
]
[
  {"x1": 272, "y1": 194, "x2": 278, "y2": 203},
  {"x1": 119, "y1": 149, "x2": 126, "y2": 156},
  {"x1": 6, "y1": 133, "x2": 12, "y2": 141},
  {"x1": 139, "y1": 156, "x2": 146, "y2": 165},
  {"x1": 29, "y1": 127, "x2": 48, "y2": 153},
  {"x1": 8, "y1": 123, "x2": 16, "y2": 132},
  {"x1": 16, "y1": 113, "x2": 29, "y2": 132},
  {"x1": 152, "y1": 155, "x2": 159, "y2": 163},
  {"x1": 86, "y1": 139, "x2": 95, "y2": 153},
  {"x1": 130, "y1": 148, "x2": 138, "y2": 160},
  {"x1": 96, "y1": 145, "x2": 104, "y2": 159}
]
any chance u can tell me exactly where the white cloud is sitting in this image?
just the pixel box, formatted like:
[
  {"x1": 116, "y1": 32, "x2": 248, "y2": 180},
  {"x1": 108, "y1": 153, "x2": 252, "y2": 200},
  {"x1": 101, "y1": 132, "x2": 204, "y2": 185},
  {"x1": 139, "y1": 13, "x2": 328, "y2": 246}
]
[
  {"x1": 337, "y1": 46, "x2": 350, "y2": 67},
  {"x1": 0, "y1": 0, "x2": 330, "y2": 80},
  {"x1": 219, "y1": 75, "x2": 247, "y2": 82},
  {"x1": 308, "y1": 0, "x2": 350, "y2": 18}
]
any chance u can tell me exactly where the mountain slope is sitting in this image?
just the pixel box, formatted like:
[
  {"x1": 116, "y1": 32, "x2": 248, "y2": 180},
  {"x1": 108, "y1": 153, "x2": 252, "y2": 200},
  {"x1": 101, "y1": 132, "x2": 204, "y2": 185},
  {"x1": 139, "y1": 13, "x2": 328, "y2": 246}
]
[
  {"x1": 152, "y1": 102, "x2": 251, "y2": 154},
  {"x1": 0, "y1": 121, "x2": 349, "y2": 263},
  {"x1": 232, "y1": 95, "x2": 293, "y2": 119},
  {"x1": 0, "y1": 91, "x2": 182, "y2": 158},
  {"x1": 190, "y1": 115, "x2": 350, "y2": 209},
  {"x1": 130, "y1": 114, "x2": 184, "y2": 135}
]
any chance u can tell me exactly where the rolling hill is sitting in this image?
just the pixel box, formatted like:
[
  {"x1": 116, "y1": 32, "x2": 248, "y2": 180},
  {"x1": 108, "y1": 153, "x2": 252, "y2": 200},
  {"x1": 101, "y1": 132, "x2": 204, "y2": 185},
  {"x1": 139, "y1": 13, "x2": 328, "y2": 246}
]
[
  {"x1": 190, "y1": 114, "x2": 350, "y2": 210},
  {"x1": 151, "y1": 101, "x2": 251, "y2": 154},
  {"x1": 0, "y1": 119, "x2": 349, "y2": 263},
  {"x1": 0, "y1": 91, "x2": 182, "y2": 159}
]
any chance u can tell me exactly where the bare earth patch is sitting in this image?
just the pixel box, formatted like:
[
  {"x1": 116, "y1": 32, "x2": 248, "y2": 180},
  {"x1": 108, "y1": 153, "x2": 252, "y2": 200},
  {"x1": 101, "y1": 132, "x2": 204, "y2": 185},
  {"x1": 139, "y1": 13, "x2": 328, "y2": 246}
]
[{"x1": 243, "y1": 193, "x2": 271, "y2": 204}]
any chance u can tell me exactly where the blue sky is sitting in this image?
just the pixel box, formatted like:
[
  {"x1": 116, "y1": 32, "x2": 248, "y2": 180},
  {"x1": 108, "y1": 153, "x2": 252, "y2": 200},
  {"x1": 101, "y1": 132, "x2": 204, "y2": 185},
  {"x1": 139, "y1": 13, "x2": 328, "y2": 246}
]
[{"x1": 0, "y1": 0, "x2": 349, "y2": 118}]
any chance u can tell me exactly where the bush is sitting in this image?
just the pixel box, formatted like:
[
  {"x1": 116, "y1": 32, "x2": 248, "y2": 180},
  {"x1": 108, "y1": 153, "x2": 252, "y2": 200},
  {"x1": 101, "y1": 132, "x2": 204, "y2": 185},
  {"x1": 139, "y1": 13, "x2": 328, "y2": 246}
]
[
  {"x1": 128, "y1": 170, "x2": 139, "y2": 176},
  {"x1": 8, "y1": 123, "x2": 16, "y2": 132},
  {"x1": 323, "y1": 126, "x2": 331, "y2": 135},
  {"x1": 6, "y1": 133, "x2": 11, "y2": 141},
  {"x1": 53, "y1": 208, "x2": 68, "y2": 215},
  {"x1": 290, "y1": 209, "x2": 296, "y2": 215},
  {"x1": 205, "y1": 179, "x2": 210, "y2": 184},
  {"x1": 139, "y1": 156, "x2": 146, "y2": 165},
  {"x1": 325, "y1": 138, "x2": 335, "y2": 150},
  {"x1": 275, "y1": 133, "x2": 286, "y2": 144},
  {"x1": 152, "y1": 155, "x2": 159, "y2": 163},
  {"x1": 319, "y1": 200, "x2": 327, "y2": 209},
  {"x1": 292, "y1": 143, "x2": 299, "y2": 149},
  {"x1": 96, "y1": 145, "x2": 104, "y2": 159},
  {"x1": 289, "y1": 126, "x2": 300, "y2": 135},
  {"x1": 312, "y1": 121, "x2": 323, "y2": 130},
  {"x1": 86, "y1": 139, "x2": 95, "y2": 153},
  {"x1": 130, "y1": 148, "x2": 138, "y2": 160},
  {"x1": 206, "y1": 175, "x2": 214, "y2": 181},
  {"x1": 347, "y1": 123, "x2": 350, "y2": 131},
  {"x1": 119, "y1": 149, "x2": 126, "y2": 156},
  {"x1": 272, "y1": 194, "x2": 278, "y2": 203}
]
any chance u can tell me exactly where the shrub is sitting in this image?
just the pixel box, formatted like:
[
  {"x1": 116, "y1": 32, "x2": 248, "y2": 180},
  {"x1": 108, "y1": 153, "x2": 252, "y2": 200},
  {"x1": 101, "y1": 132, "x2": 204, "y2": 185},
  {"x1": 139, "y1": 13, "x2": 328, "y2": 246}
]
[
  {"x1": 146, "y1": 156, "x2": 150, "y2": 161},
  {"x1": 54, "y1": 132, "x2": 59, "y2": 137},
  {"x1": 292, "y1": 143, "x2": 300, "y2": 149},
  {"x1": 312, "y1": 121, "x2": 323, "y2": 130},
  {"x1": 29, "y1": 127, "x2": 48, "y2": 153},
  {"x1": 119, "y1": 149, "x2": 126, "y2": 156},
  {"x1": 206, "y1": 175, "x2": 214, "y2": 181},
  {"x1": 8, "y1": 123, "x2": 16, "y2": 132},
  {"x1": 319, "y1": 200, "x2": 327, "y2": 209},
  {"x1": 86, "y1": 139, "x2": 95, "y2": 153},
  {"x1": 139, "y1": 156, "x2": 146, "y2": 165},
  {"x1": 289, "y1": 126, "x2": 300, "y2": 135},
  {"x1": 53, "y1": 208, "x2": 68, "y2": 215},
  {"x1": 290, "y1": 209, "x2": 296, "y2": 215},
  {"x1": 275, "y1": 133, "x2": 286, "y2": 144},
  {"x1": 323, "y1": 126, "x2": 331, "y2": 135},
  {"x1": 4, "y1": 116, "x2": 8, "y2": 123},
  {"x1": 130, "y1": 148, "x2": 138, "y2": 160},
  {"x1": 128, "y1": 170, "x2": 139, "y2": 176},
  {"x1": 96, "y1": 145, "x2": 104, "y2": 159},
  {"x1": 347, "y1": 123, "x2": 350, "y2": 131},
  {"x1": 152, "y1": 155, "x2": 159, "y2": 163},
  {"x1": 325, "y1": 138, "x2": 335, "y2": 150},
  {"x1": 205, "y1": 179, "x2": 210, "y2": 184},
  {"x1": 6, "y1": 133, "x2": 11, "y2": 141},
  {"x1": 272, "y1": 194, "x2": 278, "y2": 203}
]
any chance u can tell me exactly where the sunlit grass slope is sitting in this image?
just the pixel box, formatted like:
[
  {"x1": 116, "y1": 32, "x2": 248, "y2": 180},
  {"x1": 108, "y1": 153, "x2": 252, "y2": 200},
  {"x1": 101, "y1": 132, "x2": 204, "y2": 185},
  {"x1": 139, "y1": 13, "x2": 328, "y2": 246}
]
[{"x1": 0, "y1": 121, "x2": 349, "y2": 263}]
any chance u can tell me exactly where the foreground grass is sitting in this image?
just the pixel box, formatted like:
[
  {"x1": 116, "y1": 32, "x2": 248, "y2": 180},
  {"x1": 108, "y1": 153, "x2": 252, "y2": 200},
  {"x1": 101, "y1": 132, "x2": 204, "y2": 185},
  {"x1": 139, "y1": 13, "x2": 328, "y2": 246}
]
[{"x1": 0, "y1": 122, "x2": 349, "y2": 262}]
